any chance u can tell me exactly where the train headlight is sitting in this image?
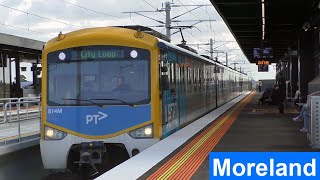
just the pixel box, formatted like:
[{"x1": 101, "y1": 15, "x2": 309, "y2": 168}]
[
  {"x1": 129, "y1": 124, "x2": 153, "y2": 138},
  {"x1": 44, "y1": 126, "x2": 67, "y2": 140},
  {"x1": 144, "y1": 127, "x2": 152, "y2": 135}
]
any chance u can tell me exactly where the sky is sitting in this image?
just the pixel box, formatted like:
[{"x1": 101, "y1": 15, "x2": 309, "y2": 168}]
[{"x1": 0, "y1": 0, "x2": 276, "y2": 81}]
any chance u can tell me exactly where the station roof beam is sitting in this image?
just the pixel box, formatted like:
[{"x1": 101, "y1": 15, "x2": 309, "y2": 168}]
[{"x1": 210, "y1": 0, "x2": 313, "y2": 63}]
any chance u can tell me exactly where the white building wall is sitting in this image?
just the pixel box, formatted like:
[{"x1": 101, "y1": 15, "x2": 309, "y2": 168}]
[{"x1": 1, "y1": 60, "x2": 42, "y2": 84}]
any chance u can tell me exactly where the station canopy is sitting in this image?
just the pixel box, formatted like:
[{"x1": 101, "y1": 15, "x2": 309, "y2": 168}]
[
  {"x1": 210, "y1": 0, "x2": 315, "y2": 63},
  {"x1": 0, "y1": 33, "x2": 44, "y2": 62}
]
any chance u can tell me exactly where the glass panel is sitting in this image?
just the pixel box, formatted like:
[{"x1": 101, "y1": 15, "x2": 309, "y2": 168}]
[{"x1": 47, "y1": 46, "x2": 150, "y2": 106}]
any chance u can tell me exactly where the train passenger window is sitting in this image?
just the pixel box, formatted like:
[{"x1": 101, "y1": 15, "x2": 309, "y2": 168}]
[
  {"x1": 221, "y1": 75, "x2": 224, "y2": 89},
  {"x1": 169, "y1": 64, "x2": 172, "y2": 85},
  {"x1": 188, "y1": 67, "x2": 193, "y2": 93},
  {"x1": 173, "y1": 63, "x2": 176, "y2": 85},
  {"x1": 198, "y1": 68, "x2": 202, "y2": 91},
  {"x1": 180, "y1": 66, "x2": 184, "y2": 84},
  {"x1": 186, "y1": 67, "x2": 191, "y2": 85},
  {"x1": 176, "y1": 65, "x2": 180, "y2": 85},
  {"x1": 193, "y1": 68, "x2": 197, "y2": 91},
  {"x1": 168, "y1": 63, "x2": 176, "y2": 93}
]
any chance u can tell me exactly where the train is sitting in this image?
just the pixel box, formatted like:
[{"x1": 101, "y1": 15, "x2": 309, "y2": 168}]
[{"x1": 40, "y1": 26, "x2": 250, "y2": 175}]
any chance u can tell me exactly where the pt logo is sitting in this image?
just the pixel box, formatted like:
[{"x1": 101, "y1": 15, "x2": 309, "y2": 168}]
[{"x1": 86, "y1": 111, "x2": 108, "y2": 125}]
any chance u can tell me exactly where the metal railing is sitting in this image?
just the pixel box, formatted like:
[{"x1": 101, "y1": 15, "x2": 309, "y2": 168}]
[
  {"x1": 0, "y1": 97, "x2": 41, "y2": 146},
  {"x1": 0, "y1": 98, "x2": 19, "y2": 111},
  {"x1": 0, "y1": 97, "x2": 41, "y2": 124}
]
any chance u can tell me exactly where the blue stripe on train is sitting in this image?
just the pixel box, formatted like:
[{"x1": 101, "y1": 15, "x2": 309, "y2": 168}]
[{"x1": 46, "y1": 105, "x2": 151, "y2": 136}]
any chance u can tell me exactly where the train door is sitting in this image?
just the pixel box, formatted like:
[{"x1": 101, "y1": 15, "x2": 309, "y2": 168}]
[{"x1": 160, "y1": 50, "x2": 186, "y2": 138}]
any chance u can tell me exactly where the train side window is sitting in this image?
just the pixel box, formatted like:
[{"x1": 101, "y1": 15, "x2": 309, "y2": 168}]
[
  {"x1": 221, "y1": 73, "x2": 224, "y2": 89},
  {"x1": 169, "y1": 63, "x2": 172, "y2": 85},
  {"x1": 197, "y1": 68, "x2": 200, "y2": 92},
  {"x1": 205, "y1": 66, "x2": 208, "y2": 88},
  {"x1": 200, "y1": 68, "x2": 204, "y2": 91},
  {"x1": 211, "y1": 65, "x2": 215, "y2": 83},
  {"x1": 193, "y1": 67, "x2": 197, "y2": 91},
  {"x1": 175, "y1": 64, "x2": 179, "y2": 86},
  {"x1": 181, "y1": 67, "x2": 184, "y2": 86},
  {"x1": 206, "y1": 66, "x2": 209, "y2": 81},
  {"x1": 173, "y1": 63, "x2": 176, "y2": 85},
  {"x1": 198, "y1": 68, "x2": 201, "y2": 91},
  {"x1": 170, "y1": 63, "x2": 176, "y2": 91},
  {"x1": 187, "y1": 67, "x2": 191, "y2": 85},
  {"x1": 209, "y1": 66, "x2": 212, "y2": 90},
  {"x1": 191, "y1": 66, "x2": 194, "y2": 93},
  {"x1": 188, "y1": 67, "x2": 192, "y2": 93},
  {"x1": 181, "y1": 66, "x2": 185, "y2": 87},
  {"x1": 185, "y1": 67, "x2": 189, "y2": 93}
]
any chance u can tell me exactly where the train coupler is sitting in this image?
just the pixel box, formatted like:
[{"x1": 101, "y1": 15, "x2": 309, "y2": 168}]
[{"x1": 75, "y1": 141, "x2": 106, "y2": 174}]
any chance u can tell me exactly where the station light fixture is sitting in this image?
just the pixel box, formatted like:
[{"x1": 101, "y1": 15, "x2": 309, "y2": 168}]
[{"x1": 262, "y1": 0, "x2": 265, "y2": 40}]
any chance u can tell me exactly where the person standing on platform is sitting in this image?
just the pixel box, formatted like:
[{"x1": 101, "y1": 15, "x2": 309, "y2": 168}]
[
  {"x1": 258, "y1": 80, "x2": 262, "y2": 93},
  {"x1": 276, "y1": 79, "x2": 286, "y2": 114}
]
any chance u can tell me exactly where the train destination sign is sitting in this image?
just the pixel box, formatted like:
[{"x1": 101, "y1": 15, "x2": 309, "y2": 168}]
[
  {"x1": 50, "y1": 46, "x2": 149, "y2": 63},
  {"x1": 79, "y1": 49, "x2": 124, "y2": 60}
]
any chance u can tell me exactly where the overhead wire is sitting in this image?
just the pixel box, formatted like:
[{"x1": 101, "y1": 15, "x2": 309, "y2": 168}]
[
  {"x1": 175, "y1": 0, "x2": 232, "y2": 54},
  {"x1": 141, "y1": 0, "x2": 206, "y2": 42},
  {"x1": 187, "y1": 0, "x2": 225, "y2": 41},
  {"x1": 187, "y1": 0, "x2": 250, "y2": 72},
  {"x1": 56, "y1": 0, "x2": 122, "y2": 19},
  {"x1": 55, "y1": 0, "x2": 138, "y2": 25},
  {"x1": 188, "y1": 0, "x2": 248, "y2": 58},
  {"x1": 179, "y1": 0, "x2": 244, "y2": 60},
  {"x1": 0, "y1": 3, "x2": 81, "y2": 28},
  {"x1": 0, "y1": 22, "x2": 55, "y2": 37},
  {"x1": 142, "y1": 0, "x2": 165, "y2": 16},
  {"x1": 140, "y1": 0, "x2": 168, "y2": 33}
]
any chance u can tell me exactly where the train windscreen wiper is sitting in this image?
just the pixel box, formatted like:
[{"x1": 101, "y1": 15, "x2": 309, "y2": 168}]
[
  {"x1": 63, "y1": 98, "x2": 103, "y2": 107},
  {"x1": 90, "y1": 98, "x2": 135, "y2": 107}
]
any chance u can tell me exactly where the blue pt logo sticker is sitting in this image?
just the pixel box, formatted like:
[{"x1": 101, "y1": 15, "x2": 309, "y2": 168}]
[
  {"x1": 209, "y1": 152, "x2": 320, "y2": 179},
  {"x1": 86, "y1": 111, "x2": 108, "y2": 125},
  {"x1": 46, "y1": 105, "x2": 151, "y2": 136}
]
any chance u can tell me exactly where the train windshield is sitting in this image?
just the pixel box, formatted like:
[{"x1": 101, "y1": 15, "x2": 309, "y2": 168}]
[{"x1": 47, "y1": 46, "x2": 150, "y2": 106}]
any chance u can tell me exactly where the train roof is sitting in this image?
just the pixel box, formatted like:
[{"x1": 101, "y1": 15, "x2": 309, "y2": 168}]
[
  {"x1": 157, "y1": 39, "x2": 247, "y2": 76},
  {"x1": 44, "y1": 27, "x2": 159, "y2": 52},
  {"x1": 115, "y1": 25, "x2": 170, "y2": 42},
  {"x1": 43, "y1": 26, "x2": 247, "y2": 76}
]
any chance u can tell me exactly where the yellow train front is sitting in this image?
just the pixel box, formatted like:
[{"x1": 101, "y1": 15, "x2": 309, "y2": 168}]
[{"x1": 40, "y1": 27, "x2": 249, "y2": 174}]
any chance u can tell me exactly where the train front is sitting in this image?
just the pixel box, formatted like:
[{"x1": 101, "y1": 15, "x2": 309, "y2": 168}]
[{"x1": 40, "y1": 28, "x2": 160, "y2": 172}]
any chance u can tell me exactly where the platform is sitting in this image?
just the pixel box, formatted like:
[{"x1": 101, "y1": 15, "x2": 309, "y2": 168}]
[
  {"x1": 96, "y1": 92, "x2": 319, "y2": 180},
  {"x1": 0, "y1": 106, "x2": 40, "y2": 142},
  {"x1": 0, "y1": 106, "x2": 40, "y2": 156}
]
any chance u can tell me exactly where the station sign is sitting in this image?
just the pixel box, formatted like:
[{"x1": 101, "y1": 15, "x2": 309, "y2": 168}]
[
  {"x1": 253, "y1": 47, "x2": 273, "y2": 59},
  {"x1": 256, "y1": 60, "x2": 270, "y2": 65}
]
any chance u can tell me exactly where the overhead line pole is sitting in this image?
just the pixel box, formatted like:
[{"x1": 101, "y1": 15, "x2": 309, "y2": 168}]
[
  {"x1": 165, "y1": 2, "x2": 171, "y2": 41},
  {"x1": 123, "y1": 1, "x2": 215, "y2": 42}
]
